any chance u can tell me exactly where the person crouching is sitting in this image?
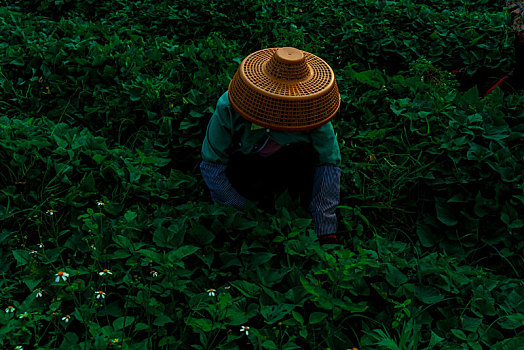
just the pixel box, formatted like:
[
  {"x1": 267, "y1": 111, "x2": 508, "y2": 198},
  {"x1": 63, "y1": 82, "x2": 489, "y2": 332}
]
[{"x1": 200, "y1": 47, "x2": 342, "y2": 244}]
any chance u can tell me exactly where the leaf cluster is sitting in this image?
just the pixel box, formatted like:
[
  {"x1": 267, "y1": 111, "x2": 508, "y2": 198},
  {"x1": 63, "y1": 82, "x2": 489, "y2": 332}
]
[{"x1": 1, "y1": 0, "x2": 524, "y2": 349}]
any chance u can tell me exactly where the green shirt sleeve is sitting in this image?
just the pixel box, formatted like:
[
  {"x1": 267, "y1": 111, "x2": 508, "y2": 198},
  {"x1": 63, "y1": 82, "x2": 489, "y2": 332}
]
[
  {"x1": 201, "y1": 92, "x2": 235, "y2": 164},
  {"x1": 310, "y1": 122, "x2": 341, "y2": 166},
  {"x1": 202, "y1": 91, "x2": 341, "y2": 166}
]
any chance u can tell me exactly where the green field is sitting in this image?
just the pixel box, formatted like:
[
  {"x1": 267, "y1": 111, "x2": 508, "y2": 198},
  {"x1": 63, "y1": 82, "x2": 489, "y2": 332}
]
[{"x1": 1, "y1": 0, "x2": 523, "y2": 349}]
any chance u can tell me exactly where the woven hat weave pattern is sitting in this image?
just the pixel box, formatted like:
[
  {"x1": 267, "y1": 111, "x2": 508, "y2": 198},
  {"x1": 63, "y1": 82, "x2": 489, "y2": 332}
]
[{"x1": 228, "y1": 47, "x2": 340, "y2": 131}]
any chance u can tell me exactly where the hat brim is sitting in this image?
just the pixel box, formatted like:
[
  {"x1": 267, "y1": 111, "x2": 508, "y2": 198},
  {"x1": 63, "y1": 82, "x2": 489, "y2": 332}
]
[{"x1": 228, "y1": 47, "x2": 340, "y2": 131}]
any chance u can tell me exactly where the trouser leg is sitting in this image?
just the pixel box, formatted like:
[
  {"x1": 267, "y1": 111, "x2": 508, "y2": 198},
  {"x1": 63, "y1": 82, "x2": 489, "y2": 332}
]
[
  {"x1": 225, "y1": 151, "x2": 273, "y2": 204},
  {"x1": 225, "y1": 142, "x2": 318, "y2": 208},
  {"x1": 268, "y1": 142, "x2": 318, "y2": 206}
]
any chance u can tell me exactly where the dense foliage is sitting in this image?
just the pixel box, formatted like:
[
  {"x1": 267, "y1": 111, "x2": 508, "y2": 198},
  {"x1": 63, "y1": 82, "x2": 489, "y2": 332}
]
[{"x1": 1, "y1": 0, "x2": 523, "y2": 349}]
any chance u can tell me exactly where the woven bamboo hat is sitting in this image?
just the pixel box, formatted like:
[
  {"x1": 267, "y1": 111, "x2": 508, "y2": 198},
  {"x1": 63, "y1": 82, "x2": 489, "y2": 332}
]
[{"x1": 228, "y1": 47, "x2": 340, "y2": 131}]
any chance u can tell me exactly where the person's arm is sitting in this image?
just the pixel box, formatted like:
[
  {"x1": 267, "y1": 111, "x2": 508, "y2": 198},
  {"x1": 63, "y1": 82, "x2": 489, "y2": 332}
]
[
  {"x1": 309, "y1": 165, "x2": 341, "y2": 237},
  {"x1": 200, "y1": 161, "x2": 246, "y2": 209},
  {"x1": 308, "y1": 122, "x2": 342, "y2": 238},
  {"x1": 200, "y1": 92, "x2": 247, "y2": 209}
]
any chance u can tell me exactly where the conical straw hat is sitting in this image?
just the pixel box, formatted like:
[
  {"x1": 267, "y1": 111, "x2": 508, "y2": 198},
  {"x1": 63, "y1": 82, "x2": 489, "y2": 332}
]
[{"x1": 228, "y1": 47, "x2": 340, "y2": 131}]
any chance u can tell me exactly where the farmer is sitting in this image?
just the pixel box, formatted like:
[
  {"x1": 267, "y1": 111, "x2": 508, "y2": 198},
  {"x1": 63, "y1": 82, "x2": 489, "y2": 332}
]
[
  {"x1": 200, "y1": 47, "x2": 341, "y2": 244},
  {"x1": 486, "y1": 1, "x2": 524, "y2": 94}
]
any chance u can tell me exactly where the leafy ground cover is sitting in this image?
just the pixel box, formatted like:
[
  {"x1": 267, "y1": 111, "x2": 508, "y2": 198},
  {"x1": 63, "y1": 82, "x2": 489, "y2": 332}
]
[{"x1": 1, "y1": 0, "x2": 523, "y2": 349}]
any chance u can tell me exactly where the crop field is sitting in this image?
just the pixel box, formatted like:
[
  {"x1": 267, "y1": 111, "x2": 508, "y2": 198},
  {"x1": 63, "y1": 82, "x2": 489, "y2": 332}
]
[{"x1": 1, "y1": 0, "x2": 524, "y2": 349}]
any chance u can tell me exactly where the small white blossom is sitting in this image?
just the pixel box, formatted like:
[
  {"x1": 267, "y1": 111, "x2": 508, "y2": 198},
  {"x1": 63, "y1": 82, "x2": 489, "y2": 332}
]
[
  {"x1": 55, "y1": 271, "x2": 69, "y2": 282},
  {"x1": 46, "y1": 209, "x2": 56, "y2": 216},
  {"x1": 62, "y1": 314, "x2": 71, "y2": 323},
  {"x1": 34, "y1": 289, "x2": 43, "y2": 298},
  {"x1": 207, "y1": 288, "x2": 216, "y2": 297},
  {"x1": 15, "y1": 346, "x2": 23, "y2": 350},
  {"x1": 18, "y1": 312, "x2": 28, "y2": 319},
  {"x1": 240, "y1": 325, "x2": 250, "y2": 335},
  {"x1": 96, "y1": 200, "x2": 104, "y2": 206},
  {"x1": 95, "y1": 291, "x2": 106, "y2": 299},
  {"x1": 151, "y1": 270, "x2": 158, "y2": 277},
  {"x1": 38, "y1": 242, "x2": 44, "y2": 248},
  {"x1": 5, "y1": 306, "x2": 15, "y2": 313},
  {"x1": 99, "y1": 269, "x2": 112, "y2": 276}
]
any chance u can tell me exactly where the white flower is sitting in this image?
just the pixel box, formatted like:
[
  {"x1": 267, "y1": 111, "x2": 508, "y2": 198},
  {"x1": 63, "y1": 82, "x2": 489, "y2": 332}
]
[
  {"x1": 34, "y1": 289, "x2": 43, "y2": 298},
  {"x1": 95, "y1": 291, "x2": 106, "y2": 299},
  {"x1": 240, "y1": 325, "x2": 250, "y2": 335},
  {"x1": 96, "y1": 200, "x2": 104, "y2": 206},
  {"x1": 62, "y1": 314, "x2": 71, "y2": 323},
  {"x1": 18, "y1": 312, "x2": 28, "y2": 319},
  {"x1": 99, "y1": 269, "x2": 112, "y2": 276},
  {"x1": 55, "y1": 271, "x2": 69, "y2": 282},
  {"x1": 5, "y1": 306, "x2": 15, "y2": 313},
  {"x1": 90, "y1": 244, "x2": 96, "y2": 250},
  {"x1": 29, "y1": 249, "x2": 37, "y2": 254},
  {"x1": 38, "y1": 242, "x2": 45, "y2": 248},
  {"x1": 15, "y1": 346, "x2": 23, "y2": 350},
  {"x1": 46, "y1": 209, "x2": 56, "y2": 216},
  {"x1": 207, "y1": 288, "x2": 216, "y2": 297},
  {"x1": 151, "y1": 270, "x2": 158, "y2": 277}
]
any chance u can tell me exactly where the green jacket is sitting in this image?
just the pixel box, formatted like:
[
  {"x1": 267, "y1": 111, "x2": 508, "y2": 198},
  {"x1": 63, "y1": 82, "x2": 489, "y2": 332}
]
[{"x1": 201, "y1": 91, "x2": 341, "y2": 165}]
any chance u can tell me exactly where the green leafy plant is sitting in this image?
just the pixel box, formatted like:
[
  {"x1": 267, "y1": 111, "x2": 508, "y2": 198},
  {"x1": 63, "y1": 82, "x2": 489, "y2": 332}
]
[{"x1": 1, "y1": 0, "x2": 523, "y2": 349}]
